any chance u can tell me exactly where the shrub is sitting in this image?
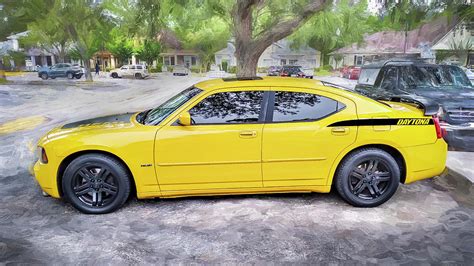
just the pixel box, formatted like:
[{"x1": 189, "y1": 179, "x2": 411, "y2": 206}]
[
  {"x1": 166, "y1": 66, "x2": 173, "y2": 72},
  {"x1": 149, "y1": 63, "x2": 162, "y2": 73},
  {"x1": 322, "y1": 65, "x2": 333, "y2": 71},
  {"x1": 190, "y1": 66, "x2": 201, "y2": 73},
  {"x1": 221, "y1": 60, "x2": 228, "y2": 72},
  {"x1": 257, "y1": 67, "x2": 268, "y2": 73},
  {"x1": 227, "y1": 66, "x2": 237, "y2": 74}
]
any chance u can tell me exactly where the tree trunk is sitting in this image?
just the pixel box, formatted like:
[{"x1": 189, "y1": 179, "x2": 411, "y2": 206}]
[
  {"x1": 83, "y1": 63, "x2": 93, "y2": 81},
  {"x1": 0, "y1": 61, "x2": 6, "y2": 81},
  {"x1": 232, "y1": 0, "x2": 326, "y2": 78}
]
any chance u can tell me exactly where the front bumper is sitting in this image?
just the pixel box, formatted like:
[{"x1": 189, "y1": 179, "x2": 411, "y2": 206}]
[{"x1": 33, "y1": 160, "x2": 61, "y2": 198}]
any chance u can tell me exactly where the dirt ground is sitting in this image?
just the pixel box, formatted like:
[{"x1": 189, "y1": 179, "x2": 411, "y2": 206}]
[{"x1": 1, "y1": 73, "x2": 473, "y2": 264}]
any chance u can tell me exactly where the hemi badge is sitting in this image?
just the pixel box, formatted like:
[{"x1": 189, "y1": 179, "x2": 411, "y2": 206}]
[{"x1": 141, "y1": 164, "x2": 152, "y2": 167}]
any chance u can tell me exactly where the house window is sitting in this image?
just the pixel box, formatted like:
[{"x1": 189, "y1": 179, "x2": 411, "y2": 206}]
[
  {"x1": 164, "y1": 56, "x2": 175, "y2": 66},
  {"x1": 289, "y1": 59, "x2": 298, "y2": 65},
  {"x1": 354, "y1": 55, "x2": 364, "y2": 66},
  {"x1": 307, "y1": 59, "x2": 317, "y2": 66},
  {"x1": 281, "y1": 59, "x2": 287, "y2": 65},
  {"x1": 191, "y1": 56, "x2": 197, "y2": 66}
]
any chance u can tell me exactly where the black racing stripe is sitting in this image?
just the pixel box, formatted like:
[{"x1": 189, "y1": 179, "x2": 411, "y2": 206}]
[{"x1": 328, "y1": 118, "x2": 434, "y2": 127}]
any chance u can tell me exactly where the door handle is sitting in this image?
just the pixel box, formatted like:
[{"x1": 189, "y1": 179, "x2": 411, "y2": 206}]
[
  {"x1": 239, "y1": 130, "x2": 257, "y2": 138},
  {"x1": 331, "y1": 127, "x2": 348, "y2": 135}
]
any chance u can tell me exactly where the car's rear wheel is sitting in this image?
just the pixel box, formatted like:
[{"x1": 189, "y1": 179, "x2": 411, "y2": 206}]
[
  {"x1": 335, "y1": 148, "x2": 400, "y2": 207},
  {"x1": 75, "y1": 74, "x2": 82, "y2": 79},
  {"x1": 40, "y1": 73, "x2": 48, "y2": 80},
  {"x1": 67, "y1": 72, "x2": 74, "y2": 79},
  {"x1": 62, "y1": 154, "x2": 131, "y2": 214},
  {"x1": 134, "y1": 73, "x2": 142, "y2": 79},
  {"x1": 111, "y1": 72, "x2": 118, "y2": 78}
]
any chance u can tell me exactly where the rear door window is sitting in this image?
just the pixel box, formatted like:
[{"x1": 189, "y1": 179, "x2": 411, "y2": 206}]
[{"x1": 271, "y1": 91, "x2": 342, "y2": 122}]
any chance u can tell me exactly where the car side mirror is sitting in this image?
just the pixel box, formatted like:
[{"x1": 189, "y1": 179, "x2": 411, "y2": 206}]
[{"x1": 178, "y1": 112, "x2": 192, "y2": 126}]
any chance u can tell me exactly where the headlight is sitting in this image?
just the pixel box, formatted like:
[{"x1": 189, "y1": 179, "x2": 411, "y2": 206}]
[{"x1": 37, "y1": 147, "x2": 48, "y2": 164}]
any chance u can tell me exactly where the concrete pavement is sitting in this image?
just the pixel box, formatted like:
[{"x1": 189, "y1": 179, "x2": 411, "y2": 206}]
[{"x1": 0, "y1": 73, "x2": 473, "y2": 264}]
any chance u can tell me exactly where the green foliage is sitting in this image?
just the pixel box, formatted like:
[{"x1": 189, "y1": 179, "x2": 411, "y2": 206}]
[
  {"x1": 149, "y1": 64, "x2": 162, "y2": 73},
  {"x1": 2, "y1": 56, "x2": 12, "y2": 70},
  {"x1": 221, "y1": 60, "x2": 228, "y2": 72},
  {"x1": 227, "y1": 66, "x2": 237, "y2": 74},
  {"x1": 290, "y1": 0, "x2": 370, "y2": 66},
  {"x1": 106, "y1": 29, "x2": 134, "y2": 66},
  {"x1": 136, "y1": 39, "x2": 161, "y2": 66},
  {"x1": 257, "y1": 67, "x2": 268, "y2": 73},
  {"x1": 7, "y1": 50, "x2": 26, "y2": 69},
  {"x1": 190, "y1": 66, "x2": 201, "y2": 73}
]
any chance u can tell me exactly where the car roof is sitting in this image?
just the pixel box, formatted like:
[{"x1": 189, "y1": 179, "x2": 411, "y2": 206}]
[
  {"x1": 195, "y1": 77, "x2": 326, "y2": 91},
  {"x1": 361, "y1": 59, "x2": 453, "y2": 69}
]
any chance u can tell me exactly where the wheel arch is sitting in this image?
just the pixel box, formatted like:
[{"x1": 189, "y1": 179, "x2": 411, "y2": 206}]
[
  {"x1": 329, "y1": 144, "x2": 407, "y2": 186},
  {"x1": 56, "y1": 150, "x2": 137, "y2": 198}
]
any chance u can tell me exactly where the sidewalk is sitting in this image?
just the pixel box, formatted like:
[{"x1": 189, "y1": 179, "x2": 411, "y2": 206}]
[{"x1": 447, "y1": 151, "x2": 474, "y2": 183}]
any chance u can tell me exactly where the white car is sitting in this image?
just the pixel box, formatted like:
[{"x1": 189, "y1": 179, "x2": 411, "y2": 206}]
[
  {"x1": 110, "y1": 64, "x2": 149, "y2": 79},
  {"x1": 172, "y1": 65, "x2": 190, "y2": 76}
]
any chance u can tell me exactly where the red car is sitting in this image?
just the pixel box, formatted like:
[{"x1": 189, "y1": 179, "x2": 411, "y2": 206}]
[{"x1": 341, "y1": 66, "x2": 361, "y2": 80}]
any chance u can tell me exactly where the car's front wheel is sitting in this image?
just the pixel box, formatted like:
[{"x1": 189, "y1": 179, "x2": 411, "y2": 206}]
[
  {"x1": 40, "y1": 73, "x2": 48, "y2": 80},
  {"x1": 134, "y1": 73, "x2": 142, "y2": 79},
  {"x1": 67, "y1": 72, "x2": 74, "y2": 79},
  {"x1": 335, "y1": 148, "x2": 400, "y2": 207},
  {"x1": 62, "y1": 154, "x2": 131, "y2": 214},
  {"x1": 111, "y1": 72, "x2": 118, "y2": 78}
]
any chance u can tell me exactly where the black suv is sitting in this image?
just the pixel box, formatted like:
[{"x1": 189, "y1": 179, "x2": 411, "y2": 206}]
[{"x1": 355, "y1": 59, "x2": 474, "y2": 151}]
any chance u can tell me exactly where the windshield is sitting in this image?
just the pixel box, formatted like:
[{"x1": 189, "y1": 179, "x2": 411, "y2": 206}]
[
  {"x1": 143, "y1": 86, "x2": 202, "y2": 125},
  {"x1": 400, "y1": 65, "x2": 473, "y2": 88}
]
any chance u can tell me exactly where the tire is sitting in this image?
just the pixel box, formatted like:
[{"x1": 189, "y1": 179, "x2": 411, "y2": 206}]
[
  {"x1": 62, "y1": 154, "x2": 131, "y2": 214},
  {"x1": 40, "y1": 73, "x2": 48, "y2": 80},
  {"x1": 335, "y1": 148, "x2": 400, "y2": 207},
  {"x1": 111, "y1": 72, "x2": 118, "y2": 78},
  {"x1": 67, "y1": 72, "x2": 74, "y2": 79},
  {"x1": 75, "y1": 74, "x2": 82, "y2": 79},
  {"x1": 134, "y1": 73, "x2": 142, "y2": 79}
]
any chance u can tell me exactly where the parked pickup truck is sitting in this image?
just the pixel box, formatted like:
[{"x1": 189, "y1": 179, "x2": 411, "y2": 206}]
[{"x1": 355, "y1": 59, "x2": 474, "y2": 151}]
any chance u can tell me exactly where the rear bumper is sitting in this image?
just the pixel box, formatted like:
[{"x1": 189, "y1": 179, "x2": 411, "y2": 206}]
[
  {"x1": 442, "y1": 123, "x2": 474, "y2": 151},
  {"x1": 403, "y1": 139, "x2": 448, "y2": 184}
]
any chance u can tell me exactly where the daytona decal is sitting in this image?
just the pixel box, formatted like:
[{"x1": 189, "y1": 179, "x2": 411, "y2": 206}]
[{"x1": 328, "y1": 118, "x2": 433, "y2": 127}]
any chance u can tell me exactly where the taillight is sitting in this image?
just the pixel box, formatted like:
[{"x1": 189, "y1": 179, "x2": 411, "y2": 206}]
[{"x1": 432, "y1": 115, "x2": 445, "y2": 139}]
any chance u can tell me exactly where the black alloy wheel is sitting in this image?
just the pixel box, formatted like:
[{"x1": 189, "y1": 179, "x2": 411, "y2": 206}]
[
  {"x1": 335, "y1": 148, "x2": 400, "y2": 207},
  {"x1": 62, "y1": 154, "x2": 131, "y2": 214}
]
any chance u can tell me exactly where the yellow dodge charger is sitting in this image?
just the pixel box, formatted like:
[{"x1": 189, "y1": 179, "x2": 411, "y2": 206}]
[{"x1": 34, "y1": 77, "x2": 447, "y2": 214}]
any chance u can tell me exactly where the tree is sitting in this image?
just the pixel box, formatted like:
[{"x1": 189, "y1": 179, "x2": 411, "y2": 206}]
[
  {"x1": 60, "y1": 0, "x2": 112, "y2": 81},
  {"x1": 230, "y1": 0, "x2": 328, "y2": 77},
  {"x1": 136, "y1": 39, "x2": 162, "y2": 67},
  {"x1": 21, "y1": 1, "x2": 70, "y2": 63},
  {"x1": 134, "y1": 0, "x2": 328, "y2": 77},
  {"x1": 290, "y1": 0, "x2": 371, "y2": 66},
  {"x1": 106, "y1": 29, "x2": 134, "y2": 66}
]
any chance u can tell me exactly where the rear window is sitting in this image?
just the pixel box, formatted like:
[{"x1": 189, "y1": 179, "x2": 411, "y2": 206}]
[
  {"x1": 358, "y1": 68, "x2": 380, "y2": 85},
  {"x1": 272, "y1": 91, "x2": 343, "y2": 122},
  {"x1": 136, "y1": 65, "x2": 143, "y2": 70}
]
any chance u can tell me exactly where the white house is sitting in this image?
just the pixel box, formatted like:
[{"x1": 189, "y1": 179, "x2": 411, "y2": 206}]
[{"x1": 215, "y1": 38, "x2": 321, "y2": 69}]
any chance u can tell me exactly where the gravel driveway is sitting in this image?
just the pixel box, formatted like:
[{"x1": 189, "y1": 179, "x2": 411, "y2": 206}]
[{"x1": 1, "y1": 73, "x2": 473, "y2": 264}]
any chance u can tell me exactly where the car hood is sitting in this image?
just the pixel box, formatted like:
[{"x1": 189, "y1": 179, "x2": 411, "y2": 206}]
[{"x1": 46, "y1": 113, "x2": 136, "y2": 140}]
